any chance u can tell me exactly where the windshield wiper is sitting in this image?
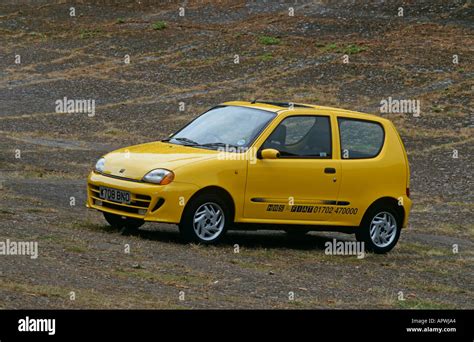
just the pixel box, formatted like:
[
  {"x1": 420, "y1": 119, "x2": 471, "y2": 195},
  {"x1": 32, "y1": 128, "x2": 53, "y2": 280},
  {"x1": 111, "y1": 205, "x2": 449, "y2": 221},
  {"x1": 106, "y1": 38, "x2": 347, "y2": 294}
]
[
  {"x1": 166, "y1": 138, "x2": 241, "y2": 150},
  {"x1": 171, "y1": 137, "x2": 200, "y2": 145},
  {"x1": 200, "y1": 142, "x2": 241, "y2": 149}
]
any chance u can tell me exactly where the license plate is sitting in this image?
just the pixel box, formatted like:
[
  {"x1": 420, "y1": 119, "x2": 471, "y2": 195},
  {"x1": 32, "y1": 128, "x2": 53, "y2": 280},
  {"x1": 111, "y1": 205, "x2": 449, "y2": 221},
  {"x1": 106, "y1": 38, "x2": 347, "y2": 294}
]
[{"x1": 99, "y1": 187, "x2": 131, "y2": 204}]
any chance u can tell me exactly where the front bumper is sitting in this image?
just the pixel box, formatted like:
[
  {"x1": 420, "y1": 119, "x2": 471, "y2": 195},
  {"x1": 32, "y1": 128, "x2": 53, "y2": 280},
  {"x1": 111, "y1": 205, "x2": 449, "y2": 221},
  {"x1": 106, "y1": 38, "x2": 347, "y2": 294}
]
[{"x1": 86, "y1": 171, "x2": 199, "y2": 223}]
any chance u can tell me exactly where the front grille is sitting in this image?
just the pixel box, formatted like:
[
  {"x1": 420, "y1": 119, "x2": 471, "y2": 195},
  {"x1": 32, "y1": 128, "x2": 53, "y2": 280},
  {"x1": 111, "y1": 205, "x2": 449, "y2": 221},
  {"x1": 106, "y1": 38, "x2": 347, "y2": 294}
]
[
  {"x1": 89, "y1": 184, "x2": 151, "y2": 214},
  {"x1": 96, "y1": 171, "x2": 144, "y2": 183}
]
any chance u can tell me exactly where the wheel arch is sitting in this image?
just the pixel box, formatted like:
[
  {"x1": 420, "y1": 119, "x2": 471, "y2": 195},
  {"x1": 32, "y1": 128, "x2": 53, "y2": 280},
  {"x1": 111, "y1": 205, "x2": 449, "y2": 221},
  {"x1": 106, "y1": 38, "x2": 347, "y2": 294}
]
[
  {"x1": 183, "y1": 186, "x2": 236, "y2": 223},
  {"x1": 360, "y1": 197, "x2": 405, "y2": 227}
]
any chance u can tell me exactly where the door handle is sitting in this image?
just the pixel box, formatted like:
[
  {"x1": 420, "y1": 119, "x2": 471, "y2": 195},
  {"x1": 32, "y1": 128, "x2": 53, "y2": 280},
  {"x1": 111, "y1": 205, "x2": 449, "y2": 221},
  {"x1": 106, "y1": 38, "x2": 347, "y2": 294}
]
[{"x1": 324, "y1": 167, "x2": 336, "y2": 174}]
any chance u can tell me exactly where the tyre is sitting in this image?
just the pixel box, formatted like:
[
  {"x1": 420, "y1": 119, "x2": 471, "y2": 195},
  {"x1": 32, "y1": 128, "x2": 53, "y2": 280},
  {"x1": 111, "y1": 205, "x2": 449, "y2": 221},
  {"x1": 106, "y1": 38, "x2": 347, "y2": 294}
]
[
  {"x1": 179, "y1": 193, "x2": 230, "y2": 244},
  {"x1": 103, "y1": 212, "x2": 144, "y2": 233},
  {"x1": 356, "y1": 205, "x2": 401, "y2": 254}
]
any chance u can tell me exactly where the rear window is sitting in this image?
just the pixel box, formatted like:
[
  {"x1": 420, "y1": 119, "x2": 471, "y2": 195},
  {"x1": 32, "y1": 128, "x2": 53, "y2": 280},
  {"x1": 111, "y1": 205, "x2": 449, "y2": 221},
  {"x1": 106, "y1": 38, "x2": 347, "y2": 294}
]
[{"x1": 338, "y1": 118, "x2": 384, "y2": 159}]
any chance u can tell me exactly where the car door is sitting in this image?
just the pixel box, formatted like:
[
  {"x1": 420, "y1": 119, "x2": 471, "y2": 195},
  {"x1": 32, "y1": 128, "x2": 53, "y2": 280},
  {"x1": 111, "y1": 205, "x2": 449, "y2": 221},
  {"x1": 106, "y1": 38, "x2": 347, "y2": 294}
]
[
  {"x1": 244, "y1": 114, "x2": 341, "y2": 223},
  {"x1": 335, "y1": 117, "x2": 387, "y2": 226}
]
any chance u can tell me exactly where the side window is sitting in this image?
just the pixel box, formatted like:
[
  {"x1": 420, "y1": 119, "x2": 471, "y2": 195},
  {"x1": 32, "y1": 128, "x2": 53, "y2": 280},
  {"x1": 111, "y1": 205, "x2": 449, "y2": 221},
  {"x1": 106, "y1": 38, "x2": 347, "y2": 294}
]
[
  {"x1": 262, "y1": 116, "x2": 332, "y2": 158},
  {"x1": 285, "y1": 116, "x2": 315, "y2": 144},
  {"x1": 338, "y1": 118, "x2": 384, "y2": 159}
]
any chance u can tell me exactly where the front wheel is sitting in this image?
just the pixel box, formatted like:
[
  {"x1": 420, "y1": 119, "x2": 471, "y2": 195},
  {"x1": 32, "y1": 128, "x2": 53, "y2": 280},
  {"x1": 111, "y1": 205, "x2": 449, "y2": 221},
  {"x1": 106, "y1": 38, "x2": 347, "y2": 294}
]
[
  {"x1": 356, "y1": 206, "x2": 401, "y2": 254},
  {"x1": 179, "y1": 193, "x2": 230, "y2": 244}
]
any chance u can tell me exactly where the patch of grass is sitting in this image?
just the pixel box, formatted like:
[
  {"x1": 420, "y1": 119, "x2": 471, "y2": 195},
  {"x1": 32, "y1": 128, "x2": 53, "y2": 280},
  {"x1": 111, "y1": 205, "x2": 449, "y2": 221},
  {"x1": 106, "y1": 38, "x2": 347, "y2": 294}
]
[
  {"x1": 64, "y1": 245, "x2": 88, "y2": 253},
  {"x1": 113, "y1": 267, "x2": 210, "y2": 287},
  {"x1": 428, "y1": 222, "x2": 474, "y2": 238},
  {"x1": 37, "y1": 234, "x2": 64, "y2": 243},
  {"x1": 151, "y1": 21, "x2": 167, "y2": 30},
  {"x1": 116, "y1": 18, "x2": 125, "y2": 24},
  {"x1": 0, "y1": 278, "x2": 182, "y2": 308},
  {"x1": 320, "y1": 43, "x2": 367, "y2": 54},
  {"x1": 259, "y1": 35, "x2": 281, "y2": 45},
  {"x1": 230, "y1": 258, "x2": 273, "y2": 272},
  {"x1": 0, "y1": 209, "x2": 14, "y2": 216},
  {"x1": 103, "y1": 127, "x2": 125, "y2": 136},
  {"x1": 446, "y1": 201, "x2": 474, "y2": 207},
  {"x1": 401, "y1": 242, "x2": 448, "y2": 257},
  {"x1": 259, "y1": 52, "x2": 273, "y2": 61},
  {"x1": 341, "y1": 44, "x2": 367, "y2": 54},
  {"x1": 396, "y1": 298, "x2": 455, "y2": 309},
  {"x1": 8, "y1": 167, "x2": 79, "y2": 180},
  {"x1": 409, "y1": 256, "x2": 472, "y2": 277},
  {"x1": 287, "y1": 299, "x2": 305, "y2": 307},
  {"x1": 28, "y1": 32, "x2": 47, "y2": 39},
  {"x1": 406, "y1": 279, "x2": 468, "y2": 295},
  {"x1": 79, "y1": 29, "x2": 101, "y2": 39},
  {"x1": 36, "y1": 233, "x2": 89, "y2": 254},
  {"x1": 70, "y1": 221, "x2": 116, "y2": 233},
  {"x1": 322, "y1": 43, "x2": 338, "y2": 51},
  {"x1": 25, "y1": 207, "x2": 58, "y2": 214}
]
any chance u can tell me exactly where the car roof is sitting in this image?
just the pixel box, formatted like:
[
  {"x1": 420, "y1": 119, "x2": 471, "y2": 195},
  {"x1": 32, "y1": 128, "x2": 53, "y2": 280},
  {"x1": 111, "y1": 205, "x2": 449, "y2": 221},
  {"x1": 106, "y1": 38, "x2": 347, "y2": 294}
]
[{"x1": 221, "y1": 101, "x2": 385, "y2": 122}]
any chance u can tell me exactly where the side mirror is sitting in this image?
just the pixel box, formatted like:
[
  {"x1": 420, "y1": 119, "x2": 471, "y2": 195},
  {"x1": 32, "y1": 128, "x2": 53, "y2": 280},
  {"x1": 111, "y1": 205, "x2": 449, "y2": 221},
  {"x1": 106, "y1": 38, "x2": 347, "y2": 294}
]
[{"x1": 260, "y1": 148, "x2": 280, "y2": 159}]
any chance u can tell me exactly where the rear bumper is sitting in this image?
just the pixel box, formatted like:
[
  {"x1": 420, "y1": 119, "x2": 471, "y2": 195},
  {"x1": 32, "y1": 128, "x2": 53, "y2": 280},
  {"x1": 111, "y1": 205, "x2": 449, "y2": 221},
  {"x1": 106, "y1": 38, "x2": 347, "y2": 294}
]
[
  {"x1": 86, "y1": 171, "x2": 198, "y2": 223},
  {"x1": 402, "y1": 195, "x2": 412, "y2": 228}
]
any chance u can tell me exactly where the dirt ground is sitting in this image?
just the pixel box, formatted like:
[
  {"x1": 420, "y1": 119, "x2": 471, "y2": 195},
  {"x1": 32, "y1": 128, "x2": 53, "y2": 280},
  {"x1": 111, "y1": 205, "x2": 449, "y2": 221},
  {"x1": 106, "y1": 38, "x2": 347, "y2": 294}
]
[{"x1": 0, "y1": 0, "x2": 473, "y2": 309}]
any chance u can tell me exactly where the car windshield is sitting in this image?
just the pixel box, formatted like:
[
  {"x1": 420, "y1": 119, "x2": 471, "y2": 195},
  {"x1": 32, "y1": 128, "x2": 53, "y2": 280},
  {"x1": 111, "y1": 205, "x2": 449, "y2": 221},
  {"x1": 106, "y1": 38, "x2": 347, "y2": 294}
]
[{"x1": 166, "y1": 106, "x2": 276, "y2": 149}]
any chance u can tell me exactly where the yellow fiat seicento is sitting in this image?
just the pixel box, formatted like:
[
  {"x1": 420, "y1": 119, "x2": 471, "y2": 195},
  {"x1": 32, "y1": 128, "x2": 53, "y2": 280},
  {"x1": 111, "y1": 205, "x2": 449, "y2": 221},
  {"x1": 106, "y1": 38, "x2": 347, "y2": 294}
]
[{"x1": 87, "y1": 101, "x2": 411, "y2": 253}]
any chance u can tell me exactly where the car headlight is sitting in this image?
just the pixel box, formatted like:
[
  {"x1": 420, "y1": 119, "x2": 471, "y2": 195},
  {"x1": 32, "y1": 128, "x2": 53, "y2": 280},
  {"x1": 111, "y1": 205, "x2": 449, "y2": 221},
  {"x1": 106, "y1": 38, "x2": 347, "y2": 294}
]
[
  {"x1": 143, "y1": 169, "x2": 174, "y2": 185},
  {"x1": 95, "y1": 158, "x2": 105, "y2": 173}
]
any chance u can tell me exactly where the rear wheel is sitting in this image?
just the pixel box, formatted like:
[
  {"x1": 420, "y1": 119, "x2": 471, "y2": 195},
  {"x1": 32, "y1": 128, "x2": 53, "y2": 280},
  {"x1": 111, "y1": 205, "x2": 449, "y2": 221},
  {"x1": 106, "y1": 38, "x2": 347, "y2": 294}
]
[
  {"x1": 103, "y1": 212, "x2": 144, "y2": 233},
  {"x1": 356, "y1": 205, "x2": 401, "y2": 254},
  {"x1": 179, "y1": 193, "x2": 230, "y2": 244}
]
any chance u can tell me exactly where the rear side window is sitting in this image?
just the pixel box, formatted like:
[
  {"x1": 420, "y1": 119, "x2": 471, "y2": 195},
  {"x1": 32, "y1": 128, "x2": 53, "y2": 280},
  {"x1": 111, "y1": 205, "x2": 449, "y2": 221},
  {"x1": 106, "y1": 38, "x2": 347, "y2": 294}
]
[{"x1": 338, "y1": 118, "x2": 384, "y2": 159}]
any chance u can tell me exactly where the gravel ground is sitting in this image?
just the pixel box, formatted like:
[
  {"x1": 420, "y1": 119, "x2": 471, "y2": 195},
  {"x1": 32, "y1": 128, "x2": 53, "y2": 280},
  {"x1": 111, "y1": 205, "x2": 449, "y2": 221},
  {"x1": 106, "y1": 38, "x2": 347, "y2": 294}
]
[{"x1": 0, "y1": 0, "x2": 473, "y2": 309}]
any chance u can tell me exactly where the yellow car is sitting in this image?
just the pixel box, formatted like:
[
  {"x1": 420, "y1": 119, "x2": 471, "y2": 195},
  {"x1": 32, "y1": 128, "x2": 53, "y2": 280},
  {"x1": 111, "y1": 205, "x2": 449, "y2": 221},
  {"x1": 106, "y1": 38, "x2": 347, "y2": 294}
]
[{"x1": 87, "y1": 101, "x2": 411, "y2": 253}]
